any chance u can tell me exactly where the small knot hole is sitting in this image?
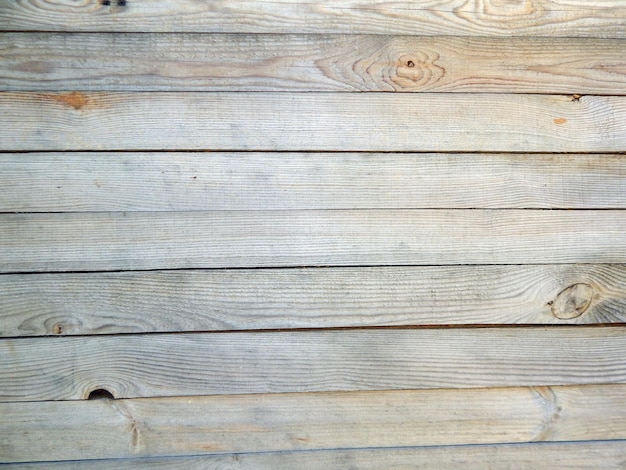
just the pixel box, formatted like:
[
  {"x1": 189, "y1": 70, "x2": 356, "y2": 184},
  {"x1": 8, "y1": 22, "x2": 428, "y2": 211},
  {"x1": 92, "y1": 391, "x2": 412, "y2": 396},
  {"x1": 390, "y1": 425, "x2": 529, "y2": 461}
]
[{"x1": 88, "y1": 389, "x2": 115, "y2": 400}]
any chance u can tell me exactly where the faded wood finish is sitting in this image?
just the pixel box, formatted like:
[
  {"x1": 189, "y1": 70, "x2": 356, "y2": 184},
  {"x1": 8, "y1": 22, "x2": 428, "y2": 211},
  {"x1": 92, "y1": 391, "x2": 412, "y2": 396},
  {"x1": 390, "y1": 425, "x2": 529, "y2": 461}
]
[
  {"x1": 1, "y1": 93, "x2": 624, "y2": 152},
  {"x1": 2, "y1": 328, "x2": 626, "y2": 401},
  {"x1": 2, "y1": 34, "x2": 625, "y2": 94},
  {"x1": 1, "y1": 1, "x2": 624, "y2": 37},
  {"x1": 2, "y1": 265, "x2": 625, "y2": 337},
  {"x1": 1, "y1": 0, "x2": 625, "y2": 466},
  {"x1": 5, "y1": 441, "x2": 626, "y2": 469},
  {"x1": 3, "y1": 152, "x2": 626, "y2": 212},
  {"x1": 2, "y1": 210, "x2": 626, "y2": 273},
  {"x1": 1, "y1": 385, "x2": 626, "y2": 462}
]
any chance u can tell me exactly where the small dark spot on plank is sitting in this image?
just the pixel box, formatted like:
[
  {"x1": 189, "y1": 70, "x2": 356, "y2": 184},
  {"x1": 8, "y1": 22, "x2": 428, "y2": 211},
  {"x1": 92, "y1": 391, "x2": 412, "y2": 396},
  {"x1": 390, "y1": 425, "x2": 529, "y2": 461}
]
[
  {"x1": 117, "y1": 0, "x2": 126, "y2": 6},
  {"x1": 101, "y1": 0, "x2": 111, "y2": 5},
  {"x1": 407, "y1": 60, "x2": 415, "y2": 68}
]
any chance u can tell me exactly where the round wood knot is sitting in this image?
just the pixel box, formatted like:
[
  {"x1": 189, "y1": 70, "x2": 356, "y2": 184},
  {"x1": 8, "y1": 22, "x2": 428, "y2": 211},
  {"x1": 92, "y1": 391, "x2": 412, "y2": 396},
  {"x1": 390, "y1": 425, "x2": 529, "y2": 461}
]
[{"x1": 550, "y1": 283, "x2": 594, "y2": 319}]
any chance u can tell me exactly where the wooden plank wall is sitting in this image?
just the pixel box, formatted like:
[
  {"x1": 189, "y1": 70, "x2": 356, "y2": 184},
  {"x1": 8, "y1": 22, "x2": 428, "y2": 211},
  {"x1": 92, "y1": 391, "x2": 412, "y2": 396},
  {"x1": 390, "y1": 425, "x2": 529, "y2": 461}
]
[{"x1": 1, "y1": 0, "x2": 625, "y2": 467}]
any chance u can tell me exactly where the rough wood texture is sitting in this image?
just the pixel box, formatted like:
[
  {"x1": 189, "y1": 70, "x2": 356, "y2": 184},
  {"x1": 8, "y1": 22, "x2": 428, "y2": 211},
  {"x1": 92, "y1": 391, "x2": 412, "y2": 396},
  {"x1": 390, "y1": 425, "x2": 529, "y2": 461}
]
[
  {"x1": 1, "y1": 385, "x2": 626, "y2": 462},
  {"x1": 2, "y1": 265, "x2": 625, "y2": 337},
  {"x1": 2, "y1": 328, "x2": 626, "y2": 401},
  {"x1": 2, "y1": 34, "x2": 625, "y2": 94},
  {"x1": 1, "y1": 1, "x2": 624, "y2": 36},
  {"x1": 3, "y1": 152, "x2": 626, "y2": 212},
  {"x1": 1, "y1": 93, "x2": 624, "y2": 152},
  {"x1": 2, "y1": 210, "x2": 626, "y2": 273},
  {"x1": 4, "y1": 441, "x2": 626, "y2": 469}
]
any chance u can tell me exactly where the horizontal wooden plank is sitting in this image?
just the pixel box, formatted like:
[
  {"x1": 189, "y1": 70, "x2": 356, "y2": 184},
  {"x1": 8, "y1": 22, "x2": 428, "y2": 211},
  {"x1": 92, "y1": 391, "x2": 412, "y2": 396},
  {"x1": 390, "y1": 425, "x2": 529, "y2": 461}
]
[
  {"x1": 2, "y1": 34, "x2": 625, "y2": 94},
  {"x1": 2, "y1": 210, "x2": 626, "y2": 273},
  {"x1": 2, "y1": 328, "x2": 626, "y2": 401},
  {"x1": 2, "y1": 385, "x2": 626, "y2": 462},
  {"x1": 2, "y1": 265, "x2": 625, "y2": 337},
  {"x1": 1, "y1": 1, "x2": 624, "y2": 36},
  {"x1": 1, "y1": 93, "x2": 624, "y2": 152},
  {"x1": 3, "y1": 153, "x2": 626, "y2": 212},
  {"x1": 5, "y1": 441, "x2": 626, "y2": 469}
]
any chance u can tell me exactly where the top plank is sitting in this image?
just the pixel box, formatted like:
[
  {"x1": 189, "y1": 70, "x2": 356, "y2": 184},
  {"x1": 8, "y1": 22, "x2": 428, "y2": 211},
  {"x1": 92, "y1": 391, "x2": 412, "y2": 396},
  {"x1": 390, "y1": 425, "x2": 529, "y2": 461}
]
[{"x1": 1, "y1": 0, "x2": 625, "y2": 36}]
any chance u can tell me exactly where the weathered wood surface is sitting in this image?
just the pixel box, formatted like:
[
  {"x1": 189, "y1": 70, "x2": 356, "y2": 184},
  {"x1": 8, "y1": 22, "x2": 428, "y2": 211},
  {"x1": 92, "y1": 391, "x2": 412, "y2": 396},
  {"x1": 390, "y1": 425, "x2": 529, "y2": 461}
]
[
  {"x1": 2, "y1": 265, "x2": 625, "y2": 337},
  {"x1": 3, "y1": 152, "x2": 626, "y2": 212},
  {"x1": 2, "y1": 34, "x2": 625, "y2": 94},
  {"x1": 2, "y1": 210, "x2": 626, "y2": 273},
  {"x1": 4, "y1": 441, "x2": 626, "y2": 469},
  {"x1": 2, "y1": 328, "x2": 626, "y2": 401},
  {"x1": 2, "y1": 385, "x2": 626, "y2": 462},
  {"x1": 1, "y1": 93, "x2": 624, "y2": 152},
  {"x1": 1, "y1": 0, "x2": 624, "y2": 37}
]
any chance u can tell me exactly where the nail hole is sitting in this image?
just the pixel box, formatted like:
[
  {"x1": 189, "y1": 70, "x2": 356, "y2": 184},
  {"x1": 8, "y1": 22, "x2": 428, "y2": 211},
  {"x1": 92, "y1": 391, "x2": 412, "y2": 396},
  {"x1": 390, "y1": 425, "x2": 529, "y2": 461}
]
[
  {"x1": 117, "y1": 0, "x2": 126, "y2": 5},
  {"x1": 101, "y1": 0, "x2": 110, "y2": 5},
  {"x1": 88, "y1": 389, "x2": 115, "y2": 400},
  {"x1": 407, "y1": 61, "x2": 415, "y2": 68}
]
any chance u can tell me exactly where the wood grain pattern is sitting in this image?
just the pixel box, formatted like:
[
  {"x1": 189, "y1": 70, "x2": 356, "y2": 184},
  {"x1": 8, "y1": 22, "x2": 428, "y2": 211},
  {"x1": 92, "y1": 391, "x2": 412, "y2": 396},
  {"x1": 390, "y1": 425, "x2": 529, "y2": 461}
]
[
  {"x1": 2, "y1": 210, "x2": 626, "y2": 273},
  {"x1": 2, "y1": 34, "x2": 625, "y2": 94},
  {"x1": 2, "y1": 385, "x2": 626, "y2": 462},
  {"x1": 1, "y1": 0, "x2": 624, "y2": 36},
  {"x1": 3, "y1": 152, "x2": 626, "y2": 212},
  {"x1": 1, "y1": 92, "x2": 624, "y2": 152},
  {"x1": 6, "y1": 441, "x2": 626, "y2": 469},
  {"x1": 2, "y1": 328, "x2": 626, "y2": 401},
  {"x1": 2, "y1": 265, "x2": 625, "y2": 337}
]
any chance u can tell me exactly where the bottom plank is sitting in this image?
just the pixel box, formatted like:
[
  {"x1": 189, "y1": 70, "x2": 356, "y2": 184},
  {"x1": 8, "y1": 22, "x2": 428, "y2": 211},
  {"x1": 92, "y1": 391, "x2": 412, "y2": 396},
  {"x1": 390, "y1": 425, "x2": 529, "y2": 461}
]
[
  {"x1": 1, "y1": 385, "x2": 626, "y2": 463},
  {"x1": 4, "y1": 441, "x2": 626, "y2": 469}
]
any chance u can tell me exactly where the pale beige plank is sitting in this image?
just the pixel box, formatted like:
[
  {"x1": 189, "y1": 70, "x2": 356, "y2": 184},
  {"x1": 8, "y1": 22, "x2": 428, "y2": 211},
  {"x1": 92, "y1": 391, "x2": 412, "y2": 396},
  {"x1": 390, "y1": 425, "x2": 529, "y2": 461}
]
[
  {"x1": 2, "y1": 210, "x2": 626, "y2": 273},
  {"x1": 1, "y1": 1, "x2": 624, "y2": 36},
  {"x1": 1, "y1": 385, "x2": 626, "y2": 462},
  {"x1": 2, "y1": 34, "x2": 625, "y2": 94},
  {"x1": 4, "y1": 441, "x2": 626, "y2": 469},
  {"x1": 1, "y1": 93, "x2": 624, "y2": 152},
  {"x1": 1, "y1": 328, "x2": 626, "y2": 401},
  {"x1": 3, "y1": 153, "x2": 626, "y2": 212},
  {"x1": 2, "y1": 265, "x2": 625, "y2": 337}
]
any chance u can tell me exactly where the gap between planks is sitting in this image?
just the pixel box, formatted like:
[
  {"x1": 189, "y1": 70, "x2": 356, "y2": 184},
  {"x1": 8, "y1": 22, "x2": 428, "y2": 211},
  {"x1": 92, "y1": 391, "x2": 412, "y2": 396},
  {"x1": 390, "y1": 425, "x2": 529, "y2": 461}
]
[
  {"x1": 1, "y1": 264, "x2": 625, "y2": 337},
  {"x1": 1, "y1": 385, "x2": 626, "y2": 462},
  {"x1": 2, "y1": 441, "x2": 626, "y2": 469}
]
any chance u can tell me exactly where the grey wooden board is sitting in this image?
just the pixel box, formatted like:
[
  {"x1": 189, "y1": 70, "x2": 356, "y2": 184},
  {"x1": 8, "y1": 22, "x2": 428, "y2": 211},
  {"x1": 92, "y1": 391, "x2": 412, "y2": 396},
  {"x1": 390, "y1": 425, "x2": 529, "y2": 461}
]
[
  {"x1": 2, "y1": 34, "x2": 625, "y2": 94},
  {"x1": 1, "y1": 93, "x2": 624, "y2": 152},
  {"x1": 2, "y1": 210, "x2": 626, "y2": 273},
  {"x1": 2, "y1": 327, "x2": 626, "y2": 401},
  {"x1": 3, "y1": 153, "x2": 626, "y2": 212},
  {"x1": 1, "y1": 1, "x2": 624, "y2": 37},
  {"x1": 3, "y1": 441, "x2": 626, "y2": 469},
  {"x1": 2, "y1": 265, "x2": 625, "y2": 337},
  {"x1": 1, "y1": 385, "x2": 626, "y2": 462}
]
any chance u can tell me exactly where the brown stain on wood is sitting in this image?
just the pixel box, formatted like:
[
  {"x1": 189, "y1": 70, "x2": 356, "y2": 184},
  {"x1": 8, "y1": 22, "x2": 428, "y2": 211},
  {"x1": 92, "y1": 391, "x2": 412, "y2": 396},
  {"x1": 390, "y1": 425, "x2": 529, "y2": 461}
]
[
  {"x1": 50, "y1": 92, "x2": 90, "y2": 110},
  {"x1": 553, "y1": 117, "x2": 567, "y2": 125}
]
